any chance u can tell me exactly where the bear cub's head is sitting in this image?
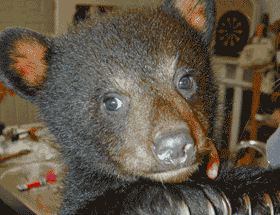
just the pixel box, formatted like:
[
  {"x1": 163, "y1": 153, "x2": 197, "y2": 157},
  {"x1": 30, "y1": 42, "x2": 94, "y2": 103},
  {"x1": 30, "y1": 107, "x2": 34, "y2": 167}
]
[{"x1": 0, "y1": 0, "x2": 219, "y2": 183}]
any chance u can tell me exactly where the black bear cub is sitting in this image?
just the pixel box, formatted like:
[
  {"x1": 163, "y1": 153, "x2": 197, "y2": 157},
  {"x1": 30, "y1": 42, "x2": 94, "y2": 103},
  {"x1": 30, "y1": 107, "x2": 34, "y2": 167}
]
[{"x1": 1, "y1": 0, "x2": 280, "y2": 214}]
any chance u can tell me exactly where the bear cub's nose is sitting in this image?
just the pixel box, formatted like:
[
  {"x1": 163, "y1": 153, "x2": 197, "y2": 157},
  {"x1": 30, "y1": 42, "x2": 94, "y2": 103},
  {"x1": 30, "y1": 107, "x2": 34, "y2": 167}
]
[{"x1": 153, "y1": 129, "x2": 195, "y2": 167}]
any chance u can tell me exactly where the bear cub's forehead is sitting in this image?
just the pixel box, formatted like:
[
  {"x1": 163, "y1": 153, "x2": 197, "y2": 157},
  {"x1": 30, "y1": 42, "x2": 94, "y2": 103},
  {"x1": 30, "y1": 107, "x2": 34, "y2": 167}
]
[{"x1": 55, "y1": 8, "x2": 196, "y2": 63}]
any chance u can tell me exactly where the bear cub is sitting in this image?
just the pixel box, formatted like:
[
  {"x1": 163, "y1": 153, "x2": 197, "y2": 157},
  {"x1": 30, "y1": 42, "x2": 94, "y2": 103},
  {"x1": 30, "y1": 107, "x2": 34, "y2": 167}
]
[{"x1": 2, "y1": 0, "x2": 279, "y2": 214}]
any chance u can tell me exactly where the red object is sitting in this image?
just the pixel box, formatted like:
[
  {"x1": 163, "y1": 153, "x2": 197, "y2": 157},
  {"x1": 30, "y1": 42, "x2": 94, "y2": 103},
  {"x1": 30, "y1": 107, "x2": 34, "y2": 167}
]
[
  {"x1": 17, "y1": 170, "x2": 57, "y2": 191},
  {"x1": 27, "y1": 180, "x2": 42, "y2": 189},
  {"x1": 46, "y1": 170, "x2": 57, "y2": 183}
]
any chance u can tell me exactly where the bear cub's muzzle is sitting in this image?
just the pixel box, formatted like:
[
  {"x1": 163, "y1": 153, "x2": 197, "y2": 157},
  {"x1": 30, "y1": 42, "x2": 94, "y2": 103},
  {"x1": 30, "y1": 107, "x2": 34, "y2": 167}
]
[{"x1": 152, "y1": 129, "x2": 196, "y2": 171}]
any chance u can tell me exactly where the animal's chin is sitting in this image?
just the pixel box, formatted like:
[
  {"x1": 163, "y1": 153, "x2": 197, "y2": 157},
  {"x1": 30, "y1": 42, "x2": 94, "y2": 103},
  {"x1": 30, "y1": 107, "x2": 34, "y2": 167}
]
[{"x1": 145, "y1": 163, "x2": 200, "y2": 183}]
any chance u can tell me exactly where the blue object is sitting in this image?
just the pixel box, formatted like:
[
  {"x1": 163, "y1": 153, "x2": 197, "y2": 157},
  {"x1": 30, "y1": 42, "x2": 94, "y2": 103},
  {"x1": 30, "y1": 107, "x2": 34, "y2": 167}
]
[{"x1": 266, "y1": 125, "x2": 280, "y2": 166}]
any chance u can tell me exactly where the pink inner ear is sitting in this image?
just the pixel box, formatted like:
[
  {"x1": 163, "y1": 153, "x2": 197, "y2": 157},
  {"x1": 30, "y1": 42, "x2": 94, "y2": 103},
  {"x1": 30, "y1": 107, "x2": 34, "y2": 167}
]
[
  {"x1": 188, "y1": 5, "x2": 206, "y2": 30},
  {"x1": 176, "y1": 0, "x2": 207, "y2": 32},
  {"x1": 10, "y1": 40, "x2": 47, "y2": 87}
]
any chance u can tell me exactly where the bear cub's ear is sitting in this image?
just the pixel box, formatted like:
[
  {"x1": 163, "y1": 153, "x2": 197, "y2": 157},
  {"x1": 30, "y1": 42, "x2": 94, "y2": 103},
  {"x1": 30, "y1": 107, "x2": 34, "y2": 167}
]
[
  {"x1": 161, "y1": 0, "x2": 215, "y2": 45},
  {"x1": 0, "y1": 27, "x2": 53, "y2": 101}
]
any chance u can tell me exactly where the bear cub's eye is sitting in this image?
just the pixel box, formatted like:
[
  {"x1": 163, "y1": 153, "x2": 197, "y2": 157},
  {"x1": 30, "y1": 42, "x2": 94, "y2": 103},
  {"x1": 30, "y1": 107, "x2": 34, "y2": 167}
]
[
  {"x1": 102, "y1": 93, "x2": 129, "y2": 114},
  {"x1": 178, "y1": 75, "x2": 193, "y2": 90},
  {"x1": 174, "y1": 70, "x2": 196, "y2": 99},
  {"x1": 104, "y1": 97, "x2": 123, "y2": 111}
]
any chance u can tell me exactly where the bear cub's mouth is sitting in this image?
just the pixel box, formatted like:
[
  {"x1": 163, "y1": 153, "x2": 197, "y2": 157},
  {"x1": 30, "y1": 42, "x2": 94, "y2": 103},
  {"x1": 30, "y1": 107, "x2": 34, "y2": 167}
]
[{"x1": 147, "y1": 163, "x2": 200, "y2": 183}]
